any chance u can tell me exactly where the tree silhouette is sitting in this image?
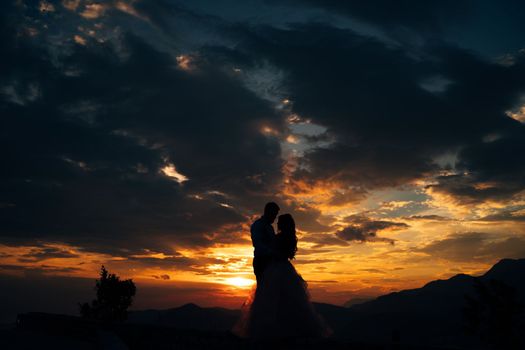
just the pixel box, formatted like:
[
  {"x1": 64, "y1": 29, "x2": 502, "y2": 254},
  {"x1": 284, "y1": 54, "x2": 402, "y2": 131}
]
[
  {"x1": 79, "y1": 265, "x2": 136, "y2": 322},
  {"x1": 463, "y1": 278, "x2": 524, "y2": 349}
]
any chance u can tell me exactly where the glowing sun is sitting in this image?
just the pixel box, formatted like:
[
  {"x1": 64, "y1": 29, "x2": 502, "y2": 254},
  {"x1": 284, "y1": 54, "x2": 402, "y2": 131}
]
[{"x1": 224, "y1": 277, "x2": 254, "y2": 288}]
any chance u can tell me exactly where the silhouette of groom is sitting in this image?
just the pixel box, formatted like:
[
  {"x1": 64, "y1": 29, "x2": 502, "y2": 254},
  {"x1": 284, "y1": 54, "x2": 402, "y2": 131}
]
[{"x1": 250, "y1": 202, "x2": 279, "y2": 284}]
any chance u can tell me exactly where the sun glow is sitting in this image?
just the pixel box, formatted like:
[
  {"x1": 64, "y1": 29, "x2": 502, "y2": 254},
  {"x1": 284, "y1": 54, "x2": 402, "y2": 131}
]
[{"x1": 224, "y1": 277, "x2": 254, "y2": 288}]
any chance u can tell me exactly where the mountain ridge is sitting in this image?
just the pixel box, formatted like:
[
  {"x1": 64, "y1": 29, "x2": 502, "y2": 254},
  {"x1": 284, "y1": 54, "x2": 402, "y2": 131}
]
[{"x1": 127, "y1": 258, "x2": 525, "y2": 349}]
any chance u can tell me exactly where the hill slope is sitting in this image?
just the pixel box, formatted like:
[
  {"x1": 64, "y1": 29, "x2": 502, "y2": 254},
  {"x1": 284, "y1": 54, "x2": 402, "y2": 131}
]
[{"x1": 343, "y1": 258, "x2": 525, "y2": 348}]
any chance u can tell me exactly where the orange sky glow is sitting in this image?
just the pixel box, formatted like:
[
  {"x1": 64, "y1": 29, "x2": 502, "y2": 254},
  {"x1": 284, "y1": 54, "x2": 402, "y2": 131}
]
[{"x1": 2, "y1": 184, "x2": 524, "y2": 310}]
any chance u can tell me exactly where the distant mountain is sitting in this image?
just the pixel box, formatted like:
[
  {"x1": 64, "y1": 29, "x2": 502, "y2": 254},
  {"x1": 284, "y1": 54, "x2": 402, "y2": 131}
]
[
  {"x1": 342, "y1": 258, "x2": 525, "y2": 348},
  {"x1": 128, "y1": 301, "x2": 354, "y2": 333},
  {"x1": 352, "y1": 258, "x2": 525, "y2": 315},
  {"x1": 343, "y1": 297, "x2": 374, "y2": 308},
  {"x1": 483, "y1": 258, "x2": 525, "y2": 284},
  {"x1": 351, "y1": 273, "x2": 477, "y2": 314},
  {"x1": 127, "y1": 259, "x2": 525, "y2": 349},
  {"x1": 128, "y1": 303, "x2": 241, "y2": 331}
]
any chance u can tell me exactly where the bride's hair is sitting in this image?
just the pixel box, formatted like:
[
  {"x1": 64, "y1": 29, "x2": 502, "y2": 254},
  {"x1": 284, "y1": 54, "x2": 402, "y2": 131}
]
[{"x1": 277, "y1": 214, "x2": 298, "y2": 260}]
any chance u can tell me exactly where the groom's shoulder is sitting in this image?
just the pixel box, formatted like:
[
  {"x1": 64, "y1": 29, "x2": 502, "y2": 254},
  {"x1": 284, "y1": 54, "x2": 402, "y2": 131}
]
[
  {"x1": 251, "y1": 216, "x2": 264, "y2": 229},
  {"x1": 251, "y1": 217, "x2": 262, "y2": 226}
]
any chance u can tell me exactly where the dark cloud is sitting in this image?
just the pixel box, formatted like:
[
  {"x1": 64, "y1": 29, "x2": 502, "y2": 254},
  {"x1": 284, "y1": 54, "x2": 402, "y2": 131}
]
[
  {"x1": 336, "y1": 215, "x2": 408, "y2": 244},
  {"x1": 406, "y1": 215, "x2": 453, "y2": 221},
  {"x1": 336, "y1": 227, "x2": 394, "y2": 245},
  {"x1": 418, "y1": 232, "x2": 525, "y2": 262},
  {"x1": 18, "y1": 246, "x2": 80, "y2": 262},
  {"x1": 151, "y1": 274, "x2": 170, "y2": 280},
  {"x1": 0, "y1": 264, "x2": 83, "y2": 275},
  {"x1": 302, "y1": 216, "x2": 405, "y2": 247},
  {"x1": 478, "y1": 207, "x2": 525, "y2": 222},
  {"x1": 428, "y1": 173, "x2": 524, "y2": 205},
  {"x1": 228, "y1": 22, "x2": 525, "y2": 201},
  {"x1": 126, "y1": 254, "x2": 195, "y2": 269},
  {"x1": 267, "y1": 0, "x2": 472, "y2": 37},
  {"x1": 268, "y1": 0, "x2": 525, "y2": 57},
  {"x1": 278, "y1": 201, "x2": 331, "y2": 233},
  {"x1": 0, "y1": 1, "x2": 286, "y2": 256},
  {"x1": 427, "y1": 130, "x2": 525, "y2": 204},
  {"x1": 301, "y1": 233, "x2": 349, "y2": 248},
  {"x1": 327, "y1": 188, "x2": 368, "y2": 206}
]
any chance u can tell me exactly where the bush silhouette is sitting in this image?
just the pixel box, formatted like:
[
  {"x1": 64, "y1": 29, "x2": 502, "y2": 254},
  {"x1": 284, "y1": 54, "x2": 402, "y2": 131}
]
[{"x1": 79, "y1": 265, "x2": 136, "y2": 322}]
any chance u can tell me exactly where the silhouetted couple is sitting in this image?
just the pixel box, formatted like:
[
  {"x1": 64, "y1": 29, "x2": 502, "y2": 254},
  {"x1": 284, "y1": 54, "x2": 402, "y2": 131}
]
[{"x1": 233, "y1": 202, "x2": 331, "y2": 340}]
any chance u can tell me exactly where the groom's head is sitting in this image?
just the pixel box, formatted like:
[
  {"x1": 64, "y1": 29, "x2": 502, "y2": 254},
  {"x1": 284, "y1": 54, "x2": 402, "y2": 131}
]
[{"x1": 263, "y1": 202, "x2": 280, "y2": 224}]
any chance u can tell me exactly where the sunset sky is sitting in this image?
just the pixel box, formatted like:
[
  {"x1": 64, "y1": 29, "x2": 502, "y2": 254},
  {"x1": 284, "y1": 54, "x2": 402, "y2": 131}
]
[{"x1": 1, "y1": 0, "x2": 525, "y2": 322}]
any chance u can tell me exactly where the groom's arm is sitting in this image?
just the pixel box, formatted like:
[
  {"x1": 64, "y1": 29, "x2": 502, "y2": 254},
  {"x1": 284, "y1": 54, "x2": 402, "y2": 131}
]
[
  {"x1": 250, "y1": 220, "x2": 274, "y2": 256},
  {"x1": 250, "y1": 221, "x2": 264, "y2": 251}
]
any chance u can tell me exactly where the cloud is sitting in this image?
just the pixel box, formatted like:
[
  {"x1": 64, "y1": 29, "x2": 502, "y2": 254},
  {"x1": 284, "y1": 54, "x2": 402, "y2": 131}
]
[
  {"x1": 267, "y1": 0, "x2": 472, "y2": 37},
  {"x1": 427, "y1": 132, "x2": 525, "y2": 204},
  {"x1": 479, "y1": 207, "x2": 525, "y2": 222},
  {"x1": 406, "y1": 215, "x2": 453, "y2": 221},
  {"x1": 0, "y1": 1, "x2": 287, "y2": 257},
  {"x1": 418, "y1": 232, "x2": 525, "y2": 262},
  {"x1": 151, "y1": 274, "x2": 170, "y2": 280},
  {"x1": 226, "y1": 21, "x2": 525, "y2": 205},
  {"x1": 0, "y1": 264, "x2": 83, "y2": 275},
  {"x1": 278, "y1": 200, "x2": 332, "y2": 233},
  {"x1": 327, "y1": 187, "x2": 368, "y2": 206},
  {"x1": 335, "y1": 215, "x2": 407, "y2": 244},
  {"x1": 301, "y1": 234, "x2": 349, "y2": 248},
  {"x1": 18, "y1": 246, "x2": 80, "y2": 262},
  {"x1": 126, "y1": 254, "x2": 196, "y2": 269}
]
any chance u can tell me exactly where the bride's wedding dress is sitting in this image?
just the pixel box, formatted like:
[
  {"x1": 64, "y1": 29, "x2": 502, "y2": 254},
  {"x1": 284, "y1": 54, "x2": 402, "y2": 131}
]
[{"x1": 233, "y1": 234, "x2": 331, "y2": 340}]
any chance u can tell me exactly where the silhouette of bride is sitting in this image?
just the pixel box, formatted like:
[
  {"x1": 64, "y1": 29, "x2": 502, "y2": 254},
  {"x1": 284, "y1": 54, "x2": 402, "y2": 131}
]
[{"x1": 233, "y1": 213, "x2": 331, "y2": 340}]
